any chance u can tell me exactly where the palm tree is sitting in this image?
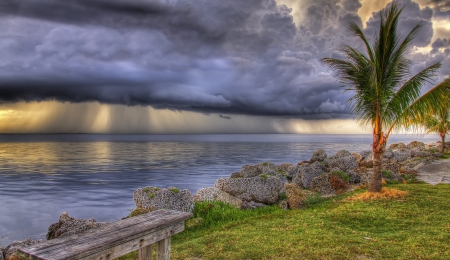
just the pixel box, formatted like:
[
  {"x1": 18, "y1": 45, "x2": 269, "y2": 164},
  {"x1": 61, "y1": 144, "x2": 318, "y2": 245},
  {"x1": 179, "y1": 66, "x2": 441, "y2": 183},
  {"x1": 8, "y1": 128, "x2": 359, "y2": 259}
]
[
  {"x1": 321, "y1": 2, "x2": 450, "y2": 192},
  {"x1": 421, "y1": 100, "x2": 450, "y2": 153}
]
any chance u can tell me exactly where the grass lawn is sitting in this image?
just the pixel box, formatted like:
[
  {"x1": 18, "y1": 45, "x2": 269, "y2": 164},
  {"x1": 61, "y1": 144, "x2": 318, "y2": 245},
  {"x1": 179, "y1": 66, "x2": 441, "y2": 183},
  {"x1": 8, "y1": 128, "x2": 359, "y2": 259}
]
[{"x1": 120, "y1": 183, "x2": 450, "y2": 260}]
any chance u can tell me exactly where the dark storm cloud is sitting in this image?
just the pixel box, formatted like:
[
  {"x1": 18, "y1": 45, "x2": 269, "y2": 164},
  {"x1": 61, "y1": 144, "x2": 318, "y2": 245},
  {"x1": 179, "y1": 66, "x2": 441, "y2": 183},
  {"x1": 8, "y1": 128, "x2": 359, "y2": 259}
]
[
  {"x1": 364, "y1": 0, "x2": 434, "y2": 48},
  {"x1": 0, "y1": 0, "x2": 448, "y2": 118}
]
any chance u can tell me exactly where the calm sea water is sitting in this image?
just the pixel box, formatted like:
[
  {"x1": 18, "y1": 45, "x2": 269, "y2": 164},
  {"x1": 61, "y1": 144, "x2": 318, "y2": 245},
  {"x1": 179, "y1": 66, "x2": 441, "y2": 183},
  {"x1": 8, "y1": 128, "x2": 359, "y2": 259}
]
[{"x1": 0, "y1": 134, "x2": 439, "y2": 245}]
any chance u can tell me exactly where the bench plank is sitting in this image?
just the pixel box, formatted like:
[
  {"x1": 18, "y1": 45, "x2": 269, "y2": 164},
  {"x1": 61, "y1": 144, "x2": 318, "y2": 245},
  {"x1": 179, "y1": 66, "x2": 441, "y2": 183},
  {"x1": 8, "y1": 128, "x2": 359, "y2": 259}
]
[
  {"x1": 18, "y1": 209, "x2": 192, "y2": 260},
  {"x1": 138, "y1": 244, "x2": 152, "y2": 260}
]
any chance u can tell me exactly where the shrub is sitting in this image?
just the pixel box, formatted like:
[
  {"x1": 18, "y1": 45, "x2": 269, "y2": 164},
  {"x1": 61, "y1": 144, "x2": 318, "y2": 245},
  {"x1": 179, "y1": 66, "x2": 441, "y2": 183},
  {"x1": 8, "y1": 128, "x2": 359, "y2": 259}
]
[
  {"x1": 147, "y1": 193, "x2": 155, "y2": 199},
  {"x1": 262, "y1": 162, "x2": 269, "y2": 166},
  {"x1": 330, "y1": 174, "x2": 349, "y2": 194},
  {"x1": 277, "y1": 170, "x2": 287, "y2": 176},
  {"x1": 260, "y1": 174, "x2": 268, "y2": 179},
  {"x1": 171, "y1": 187, "x2": 180, "y2": 193},
  {"x1": 331, "y1": 170, "x2": 350, "y2": 182},
  {"x1": 278, "y1": 192, "x2": 287, "y2": 201},
  {"x1": 382, "y1": 169, "x2": 392, "y2": 178},
  {"x1": 143, "y1": 187, "x2": 151, "y2": 193}
]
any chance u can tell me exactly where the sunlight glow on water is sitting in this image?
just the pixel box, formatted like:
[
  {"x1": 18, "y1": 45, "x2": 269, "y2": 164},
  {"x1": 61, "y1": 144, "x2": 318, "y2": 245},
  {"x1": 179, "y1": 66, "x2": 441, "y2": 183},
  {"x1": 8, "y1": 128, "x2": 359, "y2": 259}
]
[{"x1": 0, "y1": 134, "x2": 439, "y2": 245}]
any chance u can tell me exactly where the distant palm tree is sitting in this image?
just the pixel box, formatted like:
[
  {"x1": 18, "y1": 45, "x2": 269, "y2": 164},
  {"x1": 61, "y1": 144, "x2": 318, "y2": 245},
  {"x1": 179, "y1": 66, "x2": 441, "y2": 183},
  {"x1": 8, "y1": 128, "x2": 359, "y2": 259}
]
[
  {"x1": 321, "y1": 2, "x2": 450, "y2": 192},
  {"x1": 421, "y1": 99, "x2": 450, "y2": 153}
]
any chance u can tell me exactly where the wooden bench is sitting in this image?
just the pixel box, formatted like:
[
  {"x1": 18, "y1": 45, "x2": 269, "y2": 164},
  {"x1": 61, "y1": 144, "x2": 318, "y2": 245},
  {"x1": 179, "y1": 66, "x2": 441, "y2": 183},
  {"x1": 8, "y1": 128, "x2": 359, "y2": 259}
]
[{"x1": 18, "y1": 209, "x2": 193, "y2": 260}]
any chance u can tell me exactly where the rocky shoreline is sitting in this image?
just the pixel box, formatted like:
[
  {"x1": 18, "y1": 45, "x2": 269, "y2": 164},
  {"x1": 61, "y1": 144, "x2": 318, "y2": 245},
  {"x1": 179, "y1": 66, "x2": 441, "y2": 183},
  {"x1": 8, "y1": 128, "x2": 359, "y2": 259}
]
[{"x1": 2, "y1": 140, "x2": 449, "y2": 260}]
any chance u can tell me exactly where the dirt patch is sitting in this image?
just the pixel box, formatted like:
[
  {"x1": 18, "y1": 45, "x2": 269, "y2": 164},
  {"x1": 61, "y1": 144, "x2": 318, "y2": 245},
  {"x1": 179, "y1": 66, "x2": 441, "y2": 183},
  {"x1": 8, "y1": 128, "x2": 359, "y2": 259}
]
[{"x1": 416, "y1": 158, "x2": 450, "y2": 185}]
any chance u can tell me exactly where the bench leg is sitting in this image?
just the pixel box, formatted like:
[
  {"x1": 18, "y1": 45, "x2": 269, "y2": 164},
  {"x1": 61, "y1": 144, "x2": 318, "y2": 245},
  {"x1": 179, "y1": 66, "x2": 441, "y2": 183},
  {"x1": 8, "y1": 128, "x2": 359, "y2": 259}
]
[
  {"x1": 139, "y1": 244, "x2": 153, "y2": 260},
  {"x1": 157, "y1": 237, "x2": 171, "y2": 260}
]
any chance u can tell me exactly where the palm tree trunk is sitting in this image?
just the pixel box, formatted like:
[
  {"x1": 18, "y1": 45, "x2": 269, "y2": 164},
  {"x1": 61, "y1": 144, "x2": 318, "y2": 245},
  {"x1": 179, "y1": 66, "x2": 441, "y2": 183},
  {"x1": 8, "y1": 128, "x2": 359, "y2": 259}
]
[
  {"x1": 441, "y1": 133, "x2": 446, "y2": 153},
  {"x1": 369, "y1": 151, "x2": 383, "y2": 192},
  {"x1": 369, "y1": 127, "x2": 386, "y2": 192}
]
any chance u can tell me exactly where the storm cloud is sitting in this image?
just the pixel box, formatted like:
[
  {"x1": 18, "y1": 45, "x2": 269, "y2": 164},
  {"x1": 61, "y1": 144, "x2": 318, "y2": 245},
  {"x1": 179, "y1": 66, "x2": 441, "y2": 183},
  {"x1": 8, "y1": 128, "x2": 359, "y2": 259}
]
[{"x1": 0, "y1": 0, "x2": 448, "y2": 119}]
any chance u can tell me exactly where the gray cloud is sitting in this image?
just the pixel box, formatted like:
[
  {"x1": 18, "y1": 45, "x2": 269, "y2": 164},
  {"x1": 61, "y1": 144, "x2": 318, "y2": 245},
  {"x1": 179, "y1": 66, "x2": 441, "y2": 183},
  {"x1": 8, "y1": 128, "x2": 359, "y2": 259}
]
[{"x1": 0, "y1": 0, "x2": 448, "y2": 119}]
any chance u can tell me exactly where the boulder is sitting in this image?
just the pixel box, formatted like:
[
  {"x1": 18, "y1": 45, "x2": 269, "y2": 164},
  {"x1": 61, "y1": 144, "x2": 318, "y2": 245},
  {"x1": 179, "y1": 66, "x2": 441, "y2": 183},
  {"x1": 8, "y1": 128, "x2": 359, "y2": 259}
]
[
  {"x1": 133, "y1": 186, "x2": 194, "y2": 212},
  {"x1": 310, "y1": 174, "x2": 335, "y2": 195},
  {"x1": 2, "y1": 239, "x2": 42, "y2": 260},
  {"x1": 407, "y1": 141, "x2": 425, "y2": 150},
  {"x1": 276, "y1": 163, "x2": 294, "y2": 174},
  {"x1": 292, "y1": 175, "x2": 304, "y2": 189},
  {"x1": 215, "y1": 176, "x2": 283, "y2": 204},
  {"x1": 284, "y1": 183, "x2": 316, "y2": 209},
  {"x1": 381, "y1": 170, "x2": 402, "y2": 183},
  {"x1": 352, "y1": 152, "x2": 362, "y2": 164},
  {"x1": 241, "y1": 201, "x2": 267, "y2": 210},
  {"x1": 359, "y1": 150, "x2": 372, "y2": 160},
  {"x1": 46, "y1": 212, "x2": 108, "y2": 240},
  {"x1": 411, "y1": 150, "x2": 431, "y2": 158},
  {"x1": 383, "y1": 150, "x2": 394, "y2": 159},
  {"x1": 383, "y1": 161, "x2": 400, "y2": 174},
  {"x1": 287, "y1": 165, "x2": 300, "y2": 179},
  {"x1": 257, "y1": 162, "x2": 277, "y2": 174},
  {"x1": 392, "y1": 149, "x2": 411, "y2": 162},
  {"x1": 388, "y1": 142, "x2": 407, "y2": 150},
  {"x1": 335, "y1": 150, "x2": 352, "y2": 158},
  {"x1": 230, "y1": 171, "x2": 244, "y2": 178},
  {"x1": 195, "y1": 187, "x2": 242, "y2": 208},
  {"x1": 346, "y1": 171, "x2": 362, "y2": 184},
  {"x1": 298, "y1": 162, "x2": 326, "y2": 189},
  {"x1": 309, "y1": 149, "x2": 327, "y2": 163},
  {"x1": 360, "y1": 153, "x2": 373, "y2": 168},
  {"x1": 239, "y1": 165, "x2": 262, "y2": 178},
  {"x1": 325, "y1": 154, "x2": 358, "y2": 171}
]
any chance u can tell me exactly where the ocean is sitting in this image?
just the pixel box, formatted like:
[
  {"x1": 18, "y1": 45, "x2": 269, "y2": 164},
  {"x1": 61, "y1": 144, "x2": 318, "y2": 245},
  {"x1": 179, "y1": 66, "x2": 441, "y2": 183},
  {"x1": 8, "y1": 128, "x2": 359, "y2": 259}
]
[{"x1": 0, "y1": 134, "x2": 439, "y2": 246}]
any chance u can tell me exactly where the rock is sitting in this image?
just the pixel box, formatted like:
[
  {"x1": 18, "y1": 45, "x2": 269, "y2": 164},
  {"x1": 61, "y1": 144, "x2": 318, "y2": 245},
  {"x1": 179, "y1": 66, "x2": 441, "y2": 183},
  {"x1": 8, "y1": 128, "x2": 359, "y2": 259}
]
[
  {"x1": 352, "y1": 152, "x2": 362, "y2": 163},
  {"x1": 230, "y1": 171, "x2": 244, "y2": 178},
  {"x1": 360, "y1": 171, "x2": 373, "y2": 185},
  {"x1": 278, "y1": 200, "x2": 288, "y2": 210},
  {"x1": 381, "y1": 170, "x2": 402, "y2": 183},
  {"x1": 3, "y1": 239, "x2": 42, "y2": 260},
  {"x1": 47, "y1": 212, "x2": 108, "y2": 240},
  {"x1": 360, "y1": 153, "x2": 373, "y2": 168},
  {"x1": 345, "y1": 170, "x2": 362, "y2": 184},
  {"x1": 392, "y1": 149, "x2": 411, "y2": 162},
  {"x1": 284, "y1": 183, "x2": 316, "y2": 209},
  {"x1": 292, "y1": 175, "x2": 304, "y2": 189},
  {"x1": 383, "y1": 150, "x2": 394, "y2": 159},
  {"x1": 335, "y1": 150, "x2": 352, "y2": 158},
  {"x1": 407, "y1": 141, "x2": 425, "y2": 150},
  {"x1": 298, "y1": 162, "x2": 326, "y2": 189},
  {"x1": 133, "y1": 186, "x2": 194, "y2": 212},
  {"x1": 325, "y1": 154, "x2": 358, "y2": 171},
  {"x1": 195, "y1": 187, "x2": 242, "y2": 208},
  {"x1": 239, "y1": 165, "x2": 262, "y2": 178},
  {"x1": 311, "y1": 173, "x2": 350, "y2": 195},
  {"x1": 276, "y1": 163, "x2": 294, "y2": 174},
  {"x1": 383, "y1": 161, "x2": 400, "y2": 174},
  {"x1": 287, "y1": 165, "x2": 300, "y2": 179},
  {"x1": 1, "y1": 247, "x2": 4, "y2": 260},
  {"x1": 388, "y1": 142, "x2": 407, "y2": 150},
  {"x1": 411, "y1": 150, "x2": 431, "y2": 157},
  {"x1": 310, "y1": 173, "x2": 335, "y2": 196},
  {"x1": 310, "y1": 149, "x2": 327, "y2": 163},
  {"x1": 359, "y1": 150, "x2": 372, "y2": 160},
  {"x1": 241, "y1": 201, "x2": 267, "y2": 210},
  {"x1": 257, "y1": 162, "x2": 277, "y2": 174},
  {"x1": 215, "y1": 176, "x2": 284, "y2": 204}
]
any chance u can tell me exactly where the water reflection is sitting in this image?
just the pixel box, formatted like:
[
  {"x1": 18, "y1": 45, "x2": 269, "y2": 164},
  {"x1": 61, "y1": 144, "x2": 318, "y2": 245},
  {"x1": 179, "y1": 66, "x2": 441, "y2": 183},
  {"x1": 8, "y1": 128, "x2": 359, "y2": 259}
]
[{"x1": 0, "y1": 134, "x2": 438, "y2": 245}]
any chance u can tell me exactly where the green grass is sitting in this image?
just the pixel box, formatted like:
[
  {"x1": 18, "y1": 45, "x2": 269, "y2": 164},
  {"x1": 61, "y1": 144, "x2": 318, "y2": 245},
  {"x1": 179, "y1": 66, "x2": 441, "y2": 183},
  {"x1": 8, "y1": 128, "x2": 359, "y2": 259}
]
[
  {"x1": 440, "y1": 153, "x2": 450, "y2": 159},
  {"x1": 170, "y1": 187, "x2": 180, "y2": 193},
  {"x1": 119, "y1": 184, "x2": 450, "y2": 260},
  {"x1": 331, "y1": 170, "x2": 350, "y2": 181}
]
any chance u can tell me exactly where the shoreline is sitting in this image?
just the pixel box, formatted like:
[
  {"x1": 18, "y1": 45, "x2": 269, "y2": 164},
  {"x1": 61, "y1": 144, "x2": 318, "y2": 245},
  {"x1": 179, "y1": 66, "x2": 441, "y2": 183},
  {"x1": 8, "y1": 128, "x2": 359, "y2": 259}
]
[{"x1": 1, "y1": 140, "x2": 448, "y2": 256}]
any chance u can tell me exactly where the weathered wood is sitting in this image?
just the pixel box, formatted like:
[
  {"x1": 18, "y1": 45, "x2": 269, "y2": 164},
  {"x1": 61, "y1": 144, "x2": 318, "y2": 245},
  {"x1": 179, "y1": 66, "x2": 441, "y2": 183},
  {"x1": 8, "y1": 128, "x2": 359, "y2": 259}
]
[
  {"x1": 157, "y1": 238, "x2": 170, "y2": 260},
  {"x1": 18, "y1": 209, "x2": 192, "y2": 260},
  {"x1": 138, "y1": 244, "x2": 152, "y2": 260}
]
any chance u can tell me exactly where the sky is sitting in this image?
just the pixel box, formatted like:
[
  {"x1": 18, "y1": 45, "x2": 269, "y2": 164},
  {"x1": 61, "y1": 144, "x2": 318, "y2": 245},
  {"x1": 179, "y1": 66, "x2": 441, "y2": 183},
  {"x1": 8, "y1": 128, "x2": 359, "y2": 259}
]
[{"x1": 0, "y1": 0, "x2": 449, "y2": 134}]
